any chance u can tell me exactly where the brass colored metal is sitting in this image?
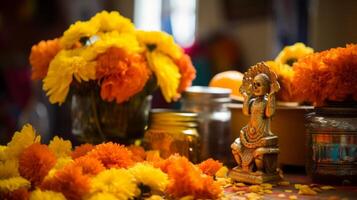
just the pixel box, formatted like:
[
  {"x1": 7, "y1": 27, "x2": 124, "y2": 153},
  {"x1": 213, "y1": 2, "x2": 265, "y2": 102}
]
[{"x1": 230, "y1": 62, "x2": 281, "y2": 184}]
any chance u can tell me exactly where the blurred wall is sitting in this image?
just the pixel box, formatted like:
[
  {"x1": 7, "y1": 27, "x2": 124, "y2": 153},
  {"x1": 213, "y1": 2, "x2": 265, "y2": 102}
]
[
  {"x1": 196, "y1": 0, "x2": 277, "y2": 69},
  {"x1": 310, "y1": 0, "x2": 357, "y2": 51}
]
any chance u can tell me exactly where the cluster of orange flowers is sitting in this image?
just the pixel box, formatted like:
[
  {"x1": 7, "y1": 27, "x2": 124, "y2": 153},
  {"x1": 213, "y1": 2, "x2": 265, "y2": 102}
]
[
  {"x1": 1, "y1": 125, "x2": 224, "y2": 200},
  {"x1": 29, "y1": 11, "x2": 196, "y2": 105},
  {"x1": 291, "y1": 44, "x2": 357, "y2": 106}
]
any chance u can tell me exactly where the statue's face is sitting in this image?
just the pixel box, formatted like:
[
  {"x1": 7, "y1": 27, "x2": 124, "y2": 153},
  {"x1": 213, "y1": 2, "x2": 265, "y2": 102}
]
[{"x1": 253, "y1": 74, "x2": 270, "y2": 96}]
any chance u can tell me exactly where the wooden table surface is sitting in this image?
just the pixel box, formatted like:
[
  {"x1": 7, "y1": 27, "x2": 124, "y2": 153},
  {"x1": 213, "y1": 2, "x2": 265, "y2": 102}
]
[{"x1": 224, "y1": 174, "x2": 357, "y2": 200}]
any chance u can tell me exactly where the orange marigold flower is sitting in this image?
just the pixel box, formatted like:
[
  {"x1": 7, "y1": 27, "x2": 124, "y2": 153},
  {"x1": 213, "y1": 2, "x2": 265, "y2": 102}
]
[
  {"x1": 0, "y1": 188, "x2": 29, "y2": 200},
  {"x1": 96, "y1": 47, "x2": 151, "y2": 103},
  {"x1": 19, "y1": 143, "x2": 57, "y2": 186},
  {"x1": 175, "y1": 54, "x2": 196, "y2": 93},
  {"x1": 127, "y1": 145, "x2": 146, "y2": 162},
  {"x1": 41, "y1": 165, "x2": 90, "y2": 200},
  {"x1": 71, "y1": 144, "x2": 94, "y2": 159},
  {"x1": 292, "y1": 44, "x2": 357, "y2": 106},
  {"x1": 158, "y1": 155, "x2": 222, "y2": 199},
  {"x1": 29, "y1": 38, "x2": 61, "y2": 80},
  {"x1": 197, "y1": 158, "x2": 223, "y2": 176},
  {"x1": 72, "y1": 156, "x2": 105, "y2": 176},
  {"x1": 85, "y1": 142, "x2": 134, "y2": 168}
]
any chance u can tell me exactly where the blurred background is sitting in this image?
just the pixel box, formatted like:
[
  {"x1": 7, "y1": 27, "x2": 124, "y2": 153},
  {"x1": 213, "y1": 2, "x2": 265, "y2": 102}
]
[{"x1": 1, "y1": 0, "x2": 356, "y2": 144}]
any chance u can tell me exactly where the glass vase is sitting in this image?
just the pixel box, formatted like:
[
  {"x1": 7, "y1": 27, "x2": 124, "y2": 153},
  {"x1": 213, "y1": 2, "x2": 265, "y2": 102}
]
[
  {"x1": 71, "y1": 83, "x2": 152, "y2": 145},
  {"x1": 305, "y1": 106, "x2": 357, "y2": 184}
]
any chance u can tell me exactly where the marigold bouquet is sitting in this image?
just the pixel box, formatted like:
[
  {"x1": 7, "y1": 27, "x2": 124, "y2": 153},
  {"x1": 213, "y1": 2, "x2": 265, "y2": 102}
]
[
  {"x1": 29, "y1": 11, "x2": 196, "y2": 105},
  {"x1": 265, "y1": 43, "x2": 314, "y2": 102},
  {"x1": 291, "y1": 44, "x2": 357, "y2": 106},
  {"x1": 266, "y1": 43, "x2": 357, "y2": 106},
  {"x1": 0, "y1": 124, "x2": 225, "y2": 200}
]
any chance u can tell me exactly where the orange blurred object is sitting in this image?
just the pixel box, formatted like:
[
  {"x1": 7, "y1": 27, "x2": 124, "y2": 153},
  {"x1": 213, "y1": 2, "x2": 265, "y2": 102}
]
[{"x1": 209, "y1": 70, "x2": 243, "y2": 99}]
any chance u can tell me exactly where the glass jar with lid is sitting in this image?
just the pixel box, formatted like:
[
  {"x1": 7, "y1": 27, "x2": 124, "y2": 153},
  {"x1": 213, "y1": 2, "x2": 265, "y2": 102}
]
[
  {"x1": 181, "y1": 86, "x2": 231, "y2": 164},
  {"x1": 305, "y1": 106, "x2": 357, "y2": 184},
  {"x1": 143, "y1": 109, "x2": 200, "y2": 163}
]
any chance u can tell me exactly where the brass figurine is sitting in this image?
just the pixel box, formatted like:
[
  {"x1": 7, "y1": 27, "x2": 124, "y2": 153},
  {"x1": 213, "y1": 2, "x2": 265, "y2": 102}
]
[{"x1": 229, "y1": 62, "x2": 281, "y2": 184}]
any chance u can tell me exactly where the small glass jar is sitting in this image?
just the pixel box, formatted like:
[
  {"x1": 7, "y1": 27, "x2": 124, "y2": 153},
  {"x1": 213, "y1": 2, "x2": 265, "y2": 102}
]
[
  {"x1": 181, "y1": 86, "x2": 231, "y2": 164},
  {"x1": 143, "y1": 109, "x2": 200, "y2": 163},
  {"x1": 305, "y1": 107, "x2": 357, "y2": 184}
]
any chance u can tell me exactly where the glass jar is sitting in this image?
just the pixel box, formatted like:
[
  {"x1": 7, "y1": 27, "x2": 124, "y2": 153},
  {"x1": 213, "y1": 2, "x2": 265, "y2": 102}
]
[
  {"x1": 181, "y1": 86, "x2": 231, "y2": 163},
  {"x1": 305, "y1": 107, "x2": 357, "y2": 184},
  {"x1": 143, "y1": 109, "x2": 200, "y2": 163},
  {"x1": 71, "y1": 83, "x2": 152, "y2": 145}
]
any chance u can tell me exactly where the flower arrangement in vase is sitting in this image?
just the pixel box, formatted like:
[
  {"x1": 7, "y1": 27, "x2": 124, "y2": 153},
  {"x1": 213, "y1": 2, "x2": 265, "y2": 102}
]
[{"x1": 29, "y1": 11, "x2": 196, "y2": 144}]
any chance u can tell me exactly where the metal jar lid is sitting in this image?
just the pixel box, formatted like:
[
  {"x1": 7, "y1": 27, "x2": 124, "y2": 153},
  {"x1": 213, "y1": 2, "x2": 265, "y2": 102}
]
[
  {"x1": 149, "y1": 109, "x2": 198, "y2": 127},
  {"x1": 182, "y1": 86, "x2": 231, "y2": 103}
]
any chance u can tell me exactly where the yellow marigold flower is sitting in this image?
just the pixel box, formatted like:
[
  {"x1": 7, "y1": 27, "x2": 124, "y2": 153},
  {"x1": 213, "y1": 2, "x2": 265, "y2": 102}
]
[
  {"x1": 0, "y1": 145, "x2": 7, "y2": 161},
  {"x1": 266, "y1": 60, "x2": 294, "y2": 101},
  {"x1": 145, "y1": 195, "x2": 164, "y2": 200},
  {"x1": 215, "y1": 166, "x2": 228, "y2": 178},
  {"x1": 45, "y1": 156, "x2": 74, "y2": 180},
  {"x1": 136, "y1": 30, "x2": 183, "y2": 60},
  {"x1": 275, "y1": 42, "x2": 314, "y2": 66},
  {"x1": 83, "y1": 32, "x2": 142, "y2": 60},
  {"x1": 0, "y1": 177, "x2": 30, "y2": 192},
  {"x1": 43, "y1": 49, "x2": 96, "y2": 104},
  {"x1": 129, "y1": 163, "x2": 168, "y2": 193},
  {"x1": 90, "y1": 168, "x2": 137, "y2": 200},
  {"x1": 60, "y1": 21, "x2": 99, "y2": 49},
  {"x1": 49, "y1": 136, "x2": 72, "y2": 158},
  {"x1": 90, "y1": 11, "x2": 135, "y2": 33},
  {"x1": 87, "y1": 192, "x2": 118, "y2": 200},
  {"x1": 0, "y1": 159, "x2": 19, "y2": 179},
  {"x1": 4, "y1": 124, "x2": 41, "y2": 160},
  {"x1": 147, "y1": 51, "x2": 181, "y2": 102},
  {"x1": 30, "y1": 189, "x2": 66, "y2": 200}
]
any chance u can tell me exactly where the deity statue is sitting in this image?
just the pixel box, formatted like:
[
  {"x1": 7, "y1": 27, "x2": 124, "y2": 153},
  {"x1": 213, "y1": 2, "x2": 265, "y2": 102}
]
[{"x1": 229, "y1": 62, "x2": 281, "y2": 184}]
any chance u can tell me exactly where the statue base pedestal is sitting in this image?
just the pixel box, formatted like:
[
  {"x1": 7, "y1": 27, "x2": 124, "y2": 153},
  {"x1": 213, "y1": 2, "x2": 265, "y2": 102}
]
[{"x1": 229, "y1": 167, "x2": 281, "y2": 184}]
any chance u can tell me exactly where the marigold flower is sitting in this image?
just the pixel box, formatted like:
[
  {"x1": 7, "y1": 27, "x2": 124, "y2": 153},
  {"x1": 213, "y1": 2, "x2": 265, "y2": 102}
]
[
  {"x1": 71, "y1": 144, "x2": 94, "y2": 159},
  {"x1": 87, "y1": 192, "x2": 118, "y2": 200},
  {"x1": 136, "y1": 30, "x2": 183, "y2": 60},
  {"x1": 41, "y1": 165, "x2": 90, "y2": 200},
  {"x1": 19, "y1": 143, "x2": 57, "y2": 186},
  {"x1": 146, "y1": 51, "x2": 181, "y2": 102},
  {"x1": 275, "y1": 42, "x2": 314, "y2": 66},
  {"x1": 127, "y1": 145, "x2": 146, "y2": 162},
  {"x1": 84, "y1": 32, "x2": 143, "y2": 59},
  {"x1": 175, "y1": 54, "x2": 196, "y2": 93},
  {"x1": 0, "y1": 188, "x2": 29, "y2": 200},
  {"x1": 49, "y1": 136, "x2": 72, "y2": 158},
  {"x1": 0, "y1": 159, "x2": 19, "y2": 179},
  {"x1": 85, "y1": 142, "x2": 134, "y2": 168},
  {"x1": 146, "y1": 195, "x2": 164, "y2": 200},
  {"x1": 45, "y1": 157, "x2": 74, "y2": 180},
  {"x1": 60, "y1": 11, "x2": 135, "y2": 49},
  {"x1": 265, "y1": 60, "x2": 294, "y2": 101},
  {"x1": 60, "y1": 21, "x2": 99, "y2": 49},
  {"x1": 158, "y1": 155, "x2": 222, "y2": 199},
  {"x1": 72, "y1": 156, "x2": 105, "y2": 176},
  {"x1": 30, "y1": 189, "x2": 66, "y2": 200},
  {"x1": 129, "y1": 163, "x2": 169, "y2": 193},
  {"x1": 90, "y1": 168, "x2": 137, "y2": 199},
  {"x1": 96, "y1": 47, "x2": 151, "y2": 103},
  {"x1": 4, "y1": 124, "x2": 41, "y2": 160},
  {"x1": 291, "y1": 44, "x2": 357, "y2": 105},
  {"x1": 0, "y1": 145, "x2": 6, "y2": 161},
  {"x1": 90, "y1": 10, "x2": 135, "y2": 33},
  {"x1": 43, "y1": 49, "x2": 96, "y2": 105},
  {"x1": 30, "y1": 38, "x2": 61, "y2": 80},
  {"x1": 197, "y1": 158, "x2": 223, "y2": 176},
  {"x1": 0, "y1": 177, "x2": 30, "y2": 192}
]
